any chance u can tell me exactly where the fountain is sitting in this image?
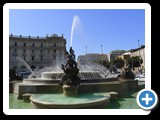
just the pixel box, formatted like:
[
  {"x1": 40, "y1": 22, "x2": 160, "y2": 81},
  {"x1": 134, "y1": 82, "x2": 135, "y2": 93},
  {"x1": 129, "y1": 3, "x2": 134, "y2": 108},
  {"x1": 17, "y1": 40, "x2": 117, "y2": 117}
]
[
  {"x1": 12, "y1": 15, "x2": 138, "y2": 109},
  {"x1": 29, "y1": 47, "x2": 111, "y2": 108},
  {"x1": 70, "y1": 15, "x2": 81, "y2": 47}
]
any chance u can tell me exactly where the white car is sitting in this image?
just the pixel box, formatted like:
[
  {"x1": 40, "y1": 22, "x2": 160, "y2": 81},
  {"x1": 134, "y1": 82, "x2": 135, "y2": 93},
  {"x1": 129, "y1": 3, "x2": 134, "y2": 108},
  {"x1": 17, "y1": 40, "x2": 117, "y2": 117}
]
[{"x1": 135, "y1": 73, "x2": 145, "y2": 81}]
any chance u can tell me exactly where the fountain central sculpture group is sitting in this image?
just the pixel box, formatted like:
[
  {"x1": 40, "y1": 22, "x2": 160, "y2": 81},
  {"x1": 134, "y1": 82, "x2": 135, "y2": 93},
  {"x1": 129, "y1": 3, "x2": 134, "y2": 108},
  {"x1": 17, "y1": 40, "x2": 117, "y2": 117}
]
[{"x1": 59, "y1": 47, "x2": 80, "y2": 96}]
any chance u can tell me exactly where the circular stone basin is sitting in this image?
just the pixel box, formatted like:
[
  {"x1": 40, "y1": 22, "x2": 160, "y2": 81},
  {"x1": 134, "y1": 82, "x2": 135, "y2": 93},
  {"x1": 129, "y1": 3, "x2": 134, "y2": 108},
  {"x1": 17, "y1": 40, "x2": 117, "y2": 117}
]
[{"x1": 30, "y1": 93, "x2": 110, "y2": 109}]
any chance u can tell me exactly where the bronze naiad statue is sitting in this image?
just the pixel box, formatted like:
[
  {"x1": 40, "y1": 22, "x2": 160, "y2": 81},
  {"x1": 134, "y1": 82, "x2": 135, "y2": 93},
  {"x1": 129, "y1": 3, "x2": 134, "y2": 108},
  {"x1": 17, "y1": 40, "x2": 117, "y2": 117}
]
[
  {"x1": 59, "y1": 47, "x2": 80, "y2": 88},
  {"x1": 119, "y1": 64, "x2": 135, "y2": 79}
]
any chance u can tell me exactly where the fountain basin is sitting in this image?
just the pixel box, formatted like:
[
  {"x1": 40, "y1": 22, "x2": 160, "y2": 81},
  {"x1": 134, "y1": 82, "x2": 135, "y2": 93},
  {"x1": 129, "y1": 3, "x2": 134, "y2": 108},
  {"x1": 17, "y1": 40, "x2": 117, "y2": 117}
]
[
  {"x1": 13, "y1": 79, "x2": 138, "y2": 99},
  {"x1": 30, "y1": 93, "x2": 110, "y2": 109}
]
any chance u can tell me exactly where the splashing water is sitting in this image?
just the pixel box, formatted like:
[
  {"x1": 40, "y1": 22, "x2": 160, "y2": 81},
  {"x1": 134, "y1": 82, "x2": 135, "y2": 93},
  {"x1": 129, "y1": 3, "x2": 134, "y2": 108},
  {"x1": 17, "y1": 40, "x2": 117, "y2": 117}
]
[
  {"x1": 78, "y1": 62, "x2": 118, "y2": 78},
  {"x1": 27, "y1": 61, "x2": 119, "y2": 80},
  {"x1": 16, "y1": 56, "x2": 34, "y2": 74},
  {"x1": 28, "y1": 65, "x2": 63, "y2": 79},
  {"x1": 70, "y1": 15, "x2": 81, "y2": 47}
]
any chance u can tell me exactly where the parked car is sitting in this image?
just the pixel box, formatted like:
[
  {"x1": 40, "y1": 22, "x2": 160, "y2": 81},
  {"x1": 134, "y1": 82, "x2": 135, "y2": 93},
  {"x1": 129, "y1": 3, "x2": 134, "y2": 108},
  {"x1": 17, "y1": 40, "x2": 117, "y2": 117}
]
[
  {"x1": 20, "y1": 72, "x2": 32, "y2": 79},
  {"x1": 135, "y1": 73, "x2": 145, "y2": 81}
]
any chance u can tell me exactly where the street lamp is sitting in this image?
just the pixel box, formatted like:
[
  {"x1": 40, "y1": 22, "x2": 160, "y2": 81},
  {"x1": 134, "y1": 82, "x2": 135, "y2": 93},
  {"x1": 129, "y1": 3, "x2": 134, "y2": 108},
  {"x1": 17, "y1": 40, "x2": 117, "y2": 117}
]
[
  {"x1": 86, "y1": 46, "x2": 87, "y2": 55},
  {"x1": 138, "y1": 40, "x2": 141, "y2": 71},
  {"x1": 131, "y1": 49, "x2": 134, "y2": 71},
  {"x1": 101, "y1": 45, "x2": 103, "y2": 54}
]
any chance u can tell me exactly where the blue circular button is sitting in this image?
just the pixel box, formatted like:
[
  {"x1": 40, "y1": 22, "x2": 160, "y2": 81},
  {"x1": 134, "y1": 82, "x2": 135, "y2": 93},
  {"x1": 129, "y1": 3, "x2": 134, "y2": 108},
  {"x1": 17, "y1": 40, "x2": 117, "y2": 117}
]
[{"x1": 137, "y1": 89, "x2": 158, "y2": 110}]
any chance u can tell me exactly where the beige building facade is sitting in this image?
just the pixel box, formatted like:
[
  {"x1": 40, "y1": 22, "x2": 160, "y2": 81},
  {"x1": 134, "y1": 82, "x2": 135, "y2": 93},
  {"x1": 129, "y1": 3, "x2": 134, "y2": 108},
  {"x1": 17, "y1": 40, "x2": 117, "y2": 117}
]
[
  {"x1": 77, "y1": 53, "x2": 108, "y2": 64},
  {"x1": 131, "y1": 45, "x2": 145, "y2": 71},
  {"x1": 107, "y1": 51, "x2": 126, "y2": 62},
  {"x1": 9, "y1": 34, "x2": 66, "y2": 73}
]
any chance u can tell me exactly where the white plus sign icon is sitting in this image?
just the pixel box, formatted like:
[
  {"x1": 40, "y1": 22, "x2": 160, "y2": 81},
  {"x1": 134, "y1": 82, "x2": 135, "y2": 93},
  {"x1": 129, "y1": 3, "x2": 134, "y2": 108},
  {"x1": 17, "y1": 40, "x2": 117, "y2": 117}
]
[
  {"x1": 137, "y1": 89, "x2": 158, "y2": 110},
  {"x1": 142, "y1": 93, "x2": 153, "y2": 105}
]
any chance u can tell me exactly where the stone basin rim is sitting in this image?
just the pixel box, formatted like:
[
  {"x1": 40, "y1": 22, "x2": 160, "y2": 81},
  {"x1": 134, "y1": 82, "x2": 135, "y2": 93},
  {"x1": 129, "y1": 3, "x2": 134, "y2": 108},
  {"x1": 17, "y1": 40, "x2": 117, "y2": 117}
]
[{"x1": 30, "y1": 94, "x2": 110, "y2": 106}]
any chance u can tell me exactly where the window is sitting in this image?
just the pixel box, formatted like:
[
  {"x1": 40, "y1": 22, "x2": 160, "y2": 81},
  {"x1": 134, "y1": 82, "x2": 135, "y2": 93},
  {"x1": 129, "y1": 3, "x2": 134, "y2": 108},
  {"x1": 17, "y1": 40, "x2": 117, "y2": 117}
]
[
  {"x1": 54, "y1": 49, "x2": 56, "y2": 53},
  {"x1": 32, "y1": 43, "x2": 35, "y2": 47},
  {"x1": 24, "y1": 43, "x2": 26, "y2": 47},
  {"x1": 31, "y1": 65, "x2": 36, "y2": 71},
  {"x1": 23, "y1": 49, "x2": 26, "y2": 53},
  {"x1": 41, "y1": 56, "x2": 43, "y2": 61},
  {"x1": 32, "y1": 56, "x2": 34, "y2": 61},
  {"x1": 14, "y1": 42, "x2": 17, "y2": 46},
  {"x1": 23, "y1": 56, "x2": 26, "y2": 60},
  {"x1": 32, "y1": 50, "x2": 34, "y2": 53},
  {"x1": 41, "y1": 43, "x2": 43, "y2": 47},
  {"x1": 40, "y1": 50, "x2": 43, "y2": 53},
  {"x1": 54, "y1": 43, "x2": 56, "y2": 47}
]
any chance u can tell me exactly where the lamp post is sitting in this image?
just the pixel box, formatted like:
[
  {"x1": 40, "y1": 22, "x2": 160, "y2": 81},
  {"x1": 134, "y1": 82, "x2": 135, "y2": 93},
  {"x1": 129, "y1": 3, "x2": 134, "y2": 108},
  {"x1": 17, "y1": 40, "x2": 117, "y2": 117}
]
[
  {"x1": 100, "y1": 45, "x2": 103, "y2": 65},
  {"x1": 138, "y1": 40, "x2": 141, "y2": 71},
  {"x1": 86, "y1": 46, "x2": 87, "y2": 55},
  {"x1": 101, "y1": 45, "x2": 103, "y2": 54},
  {"x1": 131, "y1": 49, "x2": 134, "y2": 71}
]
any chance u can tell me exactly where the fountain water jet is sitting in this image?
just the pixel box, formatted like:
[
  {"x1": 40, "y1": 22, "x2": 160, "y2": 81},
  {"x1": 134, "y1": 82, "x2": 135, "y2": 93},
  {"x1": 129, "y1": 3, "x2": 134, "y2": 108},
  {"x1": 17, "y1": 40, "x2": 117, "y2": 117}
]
[
  {"x1": 70, "y1": 15, "x2": 81, "y2": 47},
  {"x1": 16, "y1": 56, "x2": 34, "y2": 74}
]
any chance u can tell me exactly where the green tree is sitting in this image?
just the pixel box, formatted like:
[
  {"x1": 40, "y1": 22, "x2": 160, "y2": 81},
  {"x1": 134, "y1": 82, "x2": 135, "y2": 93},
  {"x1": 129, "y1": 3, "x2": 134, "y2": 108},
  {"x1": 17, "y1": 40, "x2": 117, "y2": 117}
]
[
  {"x1": 110, "y1": 50, "x2": 126, "y2": 53},
  {"x1": 110, "y1": 58, "x2": 125, "y2": 68},
  {"x1": 101, "y1": 60, "x2": 110, "y2": 68},
  {"x1": 9, "y1": 66, "x2": 22, "y2": 81},
  {"x1": 126, "y1": 56, "x2": 143, "y2": 69}
]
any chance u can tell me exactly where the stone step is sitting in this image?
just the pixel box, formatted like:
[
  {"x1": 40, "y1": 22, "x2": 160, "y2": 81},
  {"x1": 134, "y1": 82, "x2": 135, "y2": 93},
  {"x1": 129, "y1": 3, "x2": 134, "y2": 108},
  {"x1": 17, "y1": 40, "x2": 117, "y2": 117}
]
[
  {"x1": 109, "y1": 91, "x2": 118, "y2": 100},
  {"x1": 22, "y1": 93, "x2": 32, "y2": 102}
]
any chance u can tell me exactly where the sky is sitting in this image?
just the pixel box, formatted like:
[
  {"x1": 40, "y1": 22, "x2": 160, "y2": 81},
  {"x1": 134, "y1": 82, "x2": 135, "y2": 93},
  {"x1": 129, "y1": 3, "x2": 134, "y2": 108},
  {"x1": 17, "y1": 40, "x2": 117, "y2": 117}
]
[{"x1": 9, "y1": 9, "x2": 145, "y2": 58}]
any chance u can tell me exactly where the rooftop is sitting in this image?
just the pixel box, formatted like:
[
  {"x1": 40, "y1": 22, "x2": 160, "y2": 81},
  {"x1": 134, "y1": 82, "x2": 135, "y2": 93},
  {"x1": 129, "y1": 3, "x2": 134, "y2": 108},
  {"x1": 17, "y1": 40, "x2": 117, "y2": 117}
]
[
  {"x1": 9, "y1": 34, "x2": 64, "y2": 40},
  {"x1": 130, "y1": 45, "x2": 145, "y2": 52}
]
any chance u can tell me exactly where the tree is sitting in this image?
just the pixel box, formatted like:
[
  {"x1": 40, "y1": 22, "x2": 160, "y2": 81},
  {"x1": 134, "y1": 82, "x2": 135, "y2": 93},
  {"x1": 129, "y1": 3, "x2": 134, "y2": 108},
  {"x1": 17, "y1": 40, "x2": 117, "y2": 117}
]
[
  {"x1": 9, "y1": 66, "x2": 22, "y2": 81},
  {"x1": 126, "y1": 56, "x2": 143, "y2": 69},
  {"x1": 110, "y1": 50, "x2": 126, "y2": 53},
  {"x1": 101, "y1": 60, "x2": 110, "y2": 68},
  {"x1": 110, "y1": 58, "x2": 125, "y2": 68}
]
